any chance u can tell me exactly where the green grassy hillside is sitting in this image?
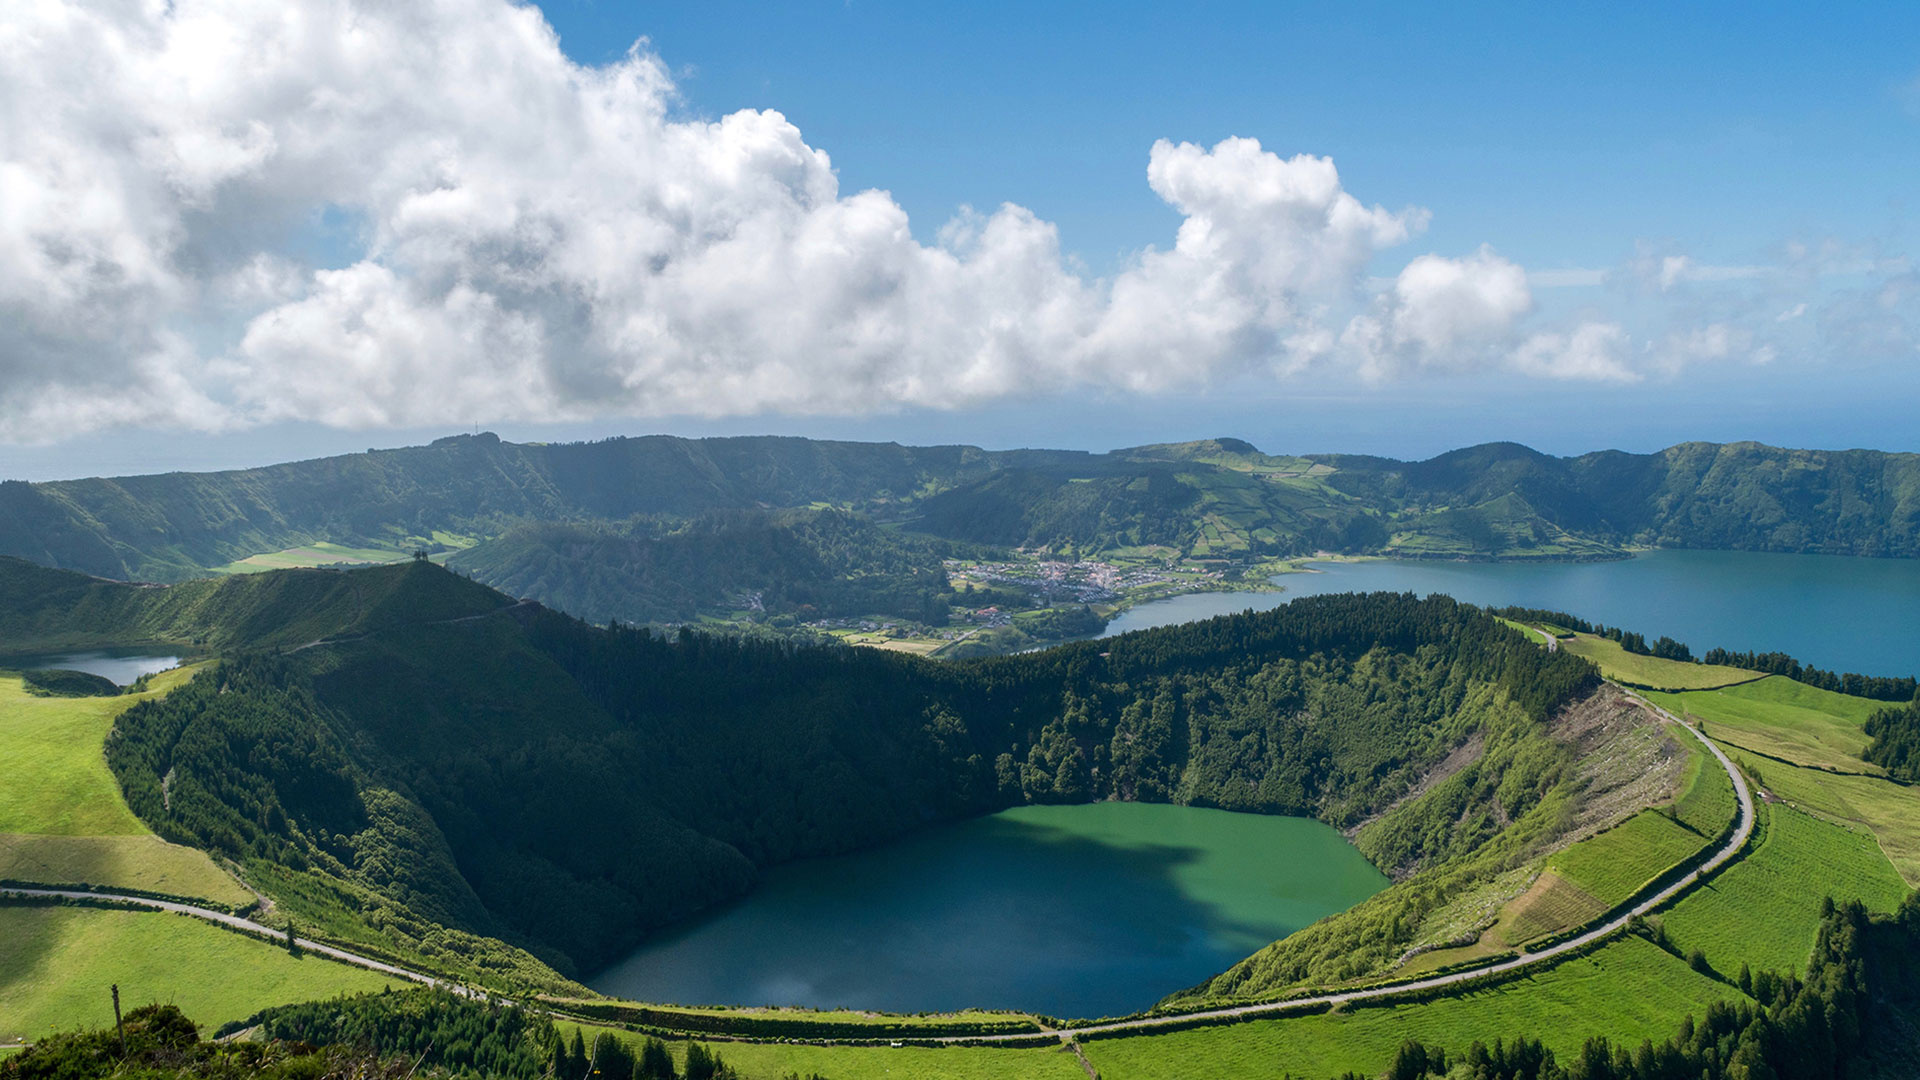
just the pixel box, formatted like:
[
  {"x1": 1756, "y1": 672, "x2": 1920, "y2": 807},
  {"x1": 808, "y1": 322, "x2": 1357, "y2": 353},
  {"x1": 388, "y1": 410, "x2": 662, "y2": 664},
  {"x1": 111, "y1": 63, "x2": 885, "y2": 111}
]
[
  {"x1": 0, "y1": 904, "x2": 397, "y2": 1042},
  {"x1": 1660, "y1": 803, "x2": 1908, "y2": 976},
  {"x1": 0, "y1": 667, "x2": 249, "y2": 906}
]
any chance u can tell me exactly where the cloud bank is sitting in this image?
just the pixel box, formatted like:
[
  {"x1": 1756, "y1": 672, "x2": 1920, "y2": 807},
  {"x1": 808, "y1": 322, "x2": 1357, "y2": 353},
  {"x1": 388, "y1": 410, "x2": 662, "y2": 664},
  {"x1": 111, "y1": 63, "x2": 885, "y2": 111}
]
[{"x1": 0, "y1": 1, "x2": 1893, "y2": 442}]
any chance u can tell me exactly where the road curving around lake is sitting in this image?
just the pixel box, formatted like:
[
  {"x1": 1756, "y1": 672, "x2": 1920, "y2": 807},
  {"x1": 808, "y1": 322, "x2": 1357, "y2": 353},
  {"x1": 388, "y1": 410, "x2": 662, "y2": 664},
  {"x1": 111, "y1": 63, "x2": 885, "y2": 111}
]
[
  {"x1": 0, "y1": 683, "x2": 1753, "y2": 1049},
  {"x1": 944, "y1": 686, "x2": 1754, "y2": 1044}
]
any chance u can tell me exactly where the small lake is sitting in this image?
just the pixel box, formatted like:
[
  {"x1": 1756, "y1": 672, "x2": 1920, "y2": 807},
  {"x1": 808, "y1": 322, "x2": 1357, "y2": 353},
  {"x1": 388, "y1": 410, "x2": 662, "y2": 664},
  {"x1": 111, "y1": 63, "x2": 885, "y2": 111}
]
[
  {"x1": 589, "y1": 802, "x2": 1387, "y2": 1019},
  {"x1": 1102, "y1": 549, "x2": 1920, "y2": 677},
  {"x1": 7, "y1": 650, "x2": 182, "y2": 686}
]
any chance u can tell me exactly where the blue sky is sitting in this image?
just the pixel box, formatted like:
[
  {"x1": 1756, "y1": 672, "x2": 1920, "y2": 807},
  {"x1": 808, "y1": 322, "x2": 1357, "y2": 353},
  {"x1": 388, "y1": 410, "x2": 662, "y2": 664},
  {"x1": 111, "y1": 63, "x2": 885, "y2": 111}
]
[
  {"x1": 1, "y1": 1, "x2": 1917, "y2": 479},
  {"x1": 536, "y1": 2, "x2": 1920, "y2": 271}
]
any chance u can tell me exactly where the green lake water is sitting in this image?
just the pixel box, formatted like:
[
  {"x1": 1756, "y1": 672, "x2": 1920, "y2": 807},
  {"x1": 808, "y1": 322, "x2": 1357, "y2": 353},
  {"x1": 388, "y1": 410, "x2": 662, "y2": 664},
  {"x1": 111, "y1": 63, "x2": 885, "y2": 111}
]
[
  {"x1": 1102, "y1": 549, "x2": 1920, "y2": 678},
  {"x1": 588, "y1": 802, "x2": 1387, "y2": 1018}
]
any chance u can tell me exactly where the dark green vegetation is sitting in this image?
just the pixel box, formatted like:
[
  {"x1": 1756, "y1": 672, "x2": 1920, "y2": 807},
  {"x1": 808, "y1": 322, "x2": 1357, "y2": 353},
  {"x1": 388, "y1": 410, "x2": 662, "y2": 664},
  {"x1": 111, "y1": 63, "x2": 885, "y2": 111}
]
[
  {"x1": 7, "y1": 434, "x2": 1920, "y2": 635},
  {"x1": 0, "y1": 554, "x2": 511, "y2": 653},
  {"x1": 1863, "y1": 697, "x2": 1920, "y2": 780},
  {"x1": 0, "y1": 556, "x2": 1595, "y2": 996},
  {"x1": 1367, "y1": 895, "x2": 1920, "y2": 1080},
  {"x1": 445, "y1": 509, "x2": 981, "y2": 626},
  {"x1": 1, "y1": 990, "x2": 744, "y2": 1080},
  {"x1": 1500, "y1": 605, "x2": 1920, "y2": 700},
  {"x1": 19, "y1": 667, "x2": 120, "y2": 697}
]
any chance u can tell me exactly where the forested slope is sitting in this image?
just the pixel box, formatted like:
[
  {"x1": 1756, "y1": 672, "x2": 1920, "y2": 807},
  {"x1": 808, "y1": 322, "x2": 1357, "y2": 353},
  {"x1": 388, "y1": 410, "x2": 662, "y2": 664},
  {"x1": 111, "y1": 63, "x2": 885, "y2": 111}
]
[
  {"x1": 0, "y1": 433, "x2": 1077, "y2": 582},
  {"x1": 5, "y1": 435, "x2": 1918, "y2": 597},
  {"x1": 0, "y1": 554, "x2": 508, "y2": 651},
  {"x1": 445, "y1": 509, "x2": 983, "y2": 626},
  {"x1": 8, "y1": 559, "x2": 1602, "y2": 987}
]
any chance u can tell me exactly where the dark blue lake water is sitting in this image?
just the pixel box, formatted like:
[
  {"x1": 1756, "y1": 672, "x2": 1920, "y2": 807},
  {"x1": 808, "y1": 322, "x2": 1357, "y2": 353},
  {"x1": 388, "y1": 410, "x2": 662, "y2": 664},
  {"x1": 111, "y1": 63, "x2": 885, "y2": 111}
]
[
  {"x1": 1101, "y1": 549, "x2": 1920, "y2": 677},
  {"x1": 9, "y1": 649, "x2": 182, "y2": 685}
]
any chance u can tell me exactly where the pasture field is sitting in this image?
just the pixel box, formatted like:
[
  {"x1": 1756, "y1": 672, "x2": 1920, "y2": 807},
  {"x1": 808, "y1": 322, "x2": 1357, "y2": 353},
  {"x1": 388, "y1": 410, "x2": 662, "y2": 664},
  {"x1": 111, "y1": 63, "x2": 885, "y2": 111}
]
[
  {"x1": 1493, "y1": 871, "x2": 1608, "y2": 947},
  {"x1": 1659, "y1": 803, "x2": 1906, "y2": 977},
  {"x1": 0, "y1": 666, "x2": 246, "y2": 905},
  {"x1": 1650, "y1": 676, "x2": 1882, "y2": 774},
  {"x1": 0, "y1": 668, "x2": 203, "y2": 835},
  {"x1": 0, "y1": 834, "x2": 251, "y2": 908},
  {"x1": 1547, "y1": 809, "x2": 1705, "y2": 908},
  {"x1": 1080, "y1": 936, "x2": 1739, "y2": 1080},
  {"x1": 0, "y1": 904, "x2": 396, "y2": 1042},
  {"x1": 1731, "y1": 751, "x2": 1920, "y2": 884},
  {"x1": 212, "y1": 542, "x2": 411, "y2": 574},
  {"x1": 1669, "y1": 735, "x2": 1738, "y2": 838},
  {"x1": 1558, "y1": 636, "x2": 1758, "y2": 690}
]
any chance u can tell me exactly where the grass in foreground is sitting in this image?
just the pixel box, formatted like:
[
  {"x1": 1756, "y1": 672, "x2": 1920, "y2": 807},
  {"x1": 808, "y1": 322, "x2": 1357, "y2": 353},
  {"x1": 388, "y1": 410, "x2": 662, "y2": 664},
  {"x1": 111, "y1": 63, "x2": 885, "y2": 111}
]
[
  {"x1": 1492, "y1": 872, "x2": 1607, "y2": 947},
  {"x1": 1558, "y1": 635, "x2": 1757, "y2": 690},
  {"x1": 1659, "y1": 803, "x2": 1907, "y2": 977},
  {"x1": 0, "y1": 904, "x2": 396, "y2": 1042},
  {"x1": 1649, "y1": 676, "x2": 1884, "y2": 775},
  {"x1": 1669, "y1": 734, "x2": 1738, "y2": 838},
  {"x1": 1080, "y1": 936, "x2": 1740, "y2": 1080}
]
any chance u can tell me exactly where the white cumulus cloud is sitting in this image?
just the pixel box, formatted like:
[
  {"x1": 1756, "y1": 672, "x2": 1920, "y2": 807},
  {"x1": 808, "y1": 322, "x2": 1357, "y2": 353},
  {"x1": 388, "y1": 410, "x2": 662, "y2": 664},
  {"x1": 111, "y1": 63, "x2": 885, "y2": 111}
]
[{"x1": 0, "y1": 0, "x2": 1705, "y2": 442}]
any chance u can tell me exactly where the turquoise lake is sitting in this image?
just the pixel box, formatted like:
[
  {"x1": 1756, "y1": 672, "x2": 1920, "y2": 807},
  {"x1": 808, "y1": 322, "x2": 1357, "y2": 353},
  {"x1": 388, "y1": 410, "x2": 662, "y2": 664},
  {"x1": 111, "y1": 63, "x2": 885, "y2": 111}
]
[
  {"x1": 1103, "y1": 549, "x2": 1920, "y2": 678},
  {"x1": 589, "y1": 802, "x2": 1387, "y2": 1019}
]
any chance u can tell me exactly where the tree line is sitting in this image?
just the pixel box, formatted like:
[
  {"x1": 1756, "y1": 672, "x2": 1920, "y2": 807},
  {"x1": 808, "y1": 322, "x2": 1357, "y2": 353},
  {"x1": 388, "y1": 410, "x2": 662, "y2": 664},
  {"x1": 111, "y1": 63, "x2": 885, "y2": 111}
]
[
  {"x1": 1496, "y1": 606, "x2": 1919, "y2": 702},
  {"x1": 104, "y1": 569, "x2": 1597, "y2": 983},
  {"x1": 1355, "y1": 892, "x2": 1920, "y2": 1080}
]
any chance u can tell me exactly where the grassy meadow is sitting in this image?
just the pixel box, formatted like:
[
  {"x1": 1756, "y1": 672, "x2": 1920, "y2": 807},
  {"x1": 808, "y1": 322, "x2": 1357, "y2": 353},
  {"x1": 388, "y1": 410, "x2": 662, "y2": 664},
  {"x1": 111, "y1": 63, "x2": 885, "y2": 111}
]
[
  {"x1": 1670, "y1": 736, "x2": 1739, "y2": 837},
  {"x1": 1650, "y1": 676, "x2": 1884, "y2": 775},
  {"x1": 1547, "y1": 810, "x2": 1705, "y2": 908},
  {"x1": 1659, "y1": 803, "x2": 1906, "y2": 977},
  {"x1": 0, "y1": 667, "x2": 249, "y2": 905},
  {"x1": 0, "y1": 904, "x2": 396, "y2": 1043},
  {"x1": 1644, "y1": 671, "x2": 1920, "y2": 885},
  {"x1": 0, "y1": 668, "x2": 202, "y2": 836},
  {"x1": 212, "y1": 542, "x2": 411, "y2": 575},
  {"x1": 1557, "y1": 635, "x2": 1759, "y2": 690},
  {"x1": 1080, "y1": 936, "x2": 1739, "y2": 1080},
  {"x1": 1733, "y1": 752, "x2": 1920, "y2": 883}
]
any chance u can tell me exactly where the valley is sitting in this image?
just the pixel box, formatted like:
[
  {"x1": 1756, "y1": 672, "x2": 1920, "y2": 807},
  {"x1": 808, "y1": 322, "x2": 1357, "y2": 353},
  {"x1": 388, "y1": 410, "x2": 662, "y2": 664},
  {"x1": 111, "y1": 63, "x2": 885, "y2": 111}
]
[
  {"x1": 5, "y1": 438, "x2": 1920, "y2": 1078},
  {"x1": 7, "y1": 7, "x2": 1917, "y2": 1075}
]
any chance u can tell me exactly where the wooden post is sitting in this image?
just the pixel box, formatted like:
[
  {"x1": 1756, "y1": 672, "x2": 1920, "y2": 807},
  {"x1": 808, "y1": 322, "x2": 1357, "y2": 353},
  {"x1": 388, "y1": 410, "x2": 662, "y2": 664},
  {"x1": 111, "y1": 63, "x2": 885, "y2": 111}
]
[{"x1": 111, "y1": 984, "x2": 125, "y2": 1055}]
